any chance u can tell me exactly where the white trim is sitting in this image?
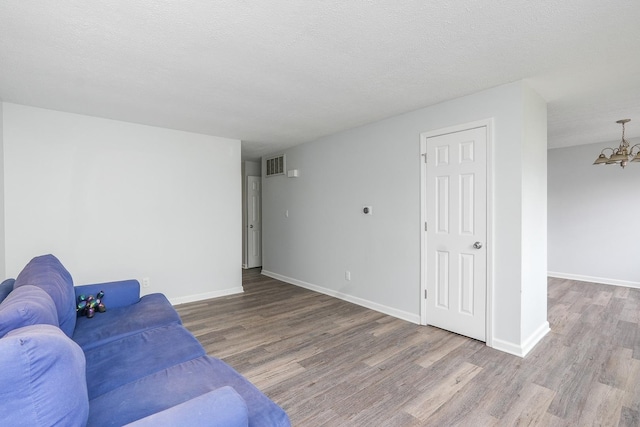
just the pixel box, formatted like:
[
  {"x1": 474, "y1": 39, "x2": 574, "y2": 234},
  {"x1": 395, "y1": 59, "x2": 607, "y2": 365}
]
[
  {"x1": 521, "y1": 321, "x2": 550, "y2": 357},
  {"x1": 419, "y1": 137, "x2": 428, "y2": 325},
  {"x1": 169, "y1": 286, "x2": 244, "y2": 306},
  {"x1": 261, "y1": 270, "x2": 421, "y2": 324},
  {"x1": 491, "y1": 321, "x2": 550, "y2": 358},
  {"x1": 485, "y1": 120, "x2": 495, "y2": 348},
  {"x1": 419, "y1": 118, "x2": 495, "y2": 346},
  {"x1": 548, "y1": 271, "x2": 640, "y2": 289},
  {"x1": 490, "y1": 337, "x2": 523, "y2": 357}
]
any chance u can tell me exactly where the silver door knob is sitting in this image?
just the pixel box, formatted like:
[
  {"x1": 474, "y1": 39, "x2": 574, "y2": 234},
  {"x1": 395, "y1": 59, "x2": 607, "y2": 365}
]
[{"x1": 473, "y1": 241, "x2": 482, "y2": 249}]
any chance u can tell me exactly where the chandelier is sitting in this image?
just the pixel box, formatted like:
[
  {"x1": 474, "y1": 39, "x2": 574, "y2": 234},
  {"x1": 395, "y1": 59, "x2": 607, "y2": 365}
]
[{"x1": 593, "y1": 119, "x2": 640, "y2": 168}]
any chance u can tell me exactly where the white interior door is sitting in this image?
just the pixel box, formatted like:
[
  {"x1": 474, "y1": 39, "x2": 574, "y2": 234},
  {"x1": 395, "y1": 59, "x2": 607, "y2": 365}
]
[
  {"x1": 421, "y1": 126, "x2": 487, "y2": 341},
  {"x1": 246, "y1": 176, "x2": 262, "y2": 268}
]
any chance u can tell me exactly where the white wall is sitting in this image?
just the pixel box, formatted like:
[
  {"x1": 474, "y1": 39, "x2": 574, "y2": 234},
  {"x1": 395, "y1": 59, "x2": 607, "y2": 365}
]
[
  {"x1": 262, "y1": 81, "x2": 549, "y2": 356},
  {"x1": 0, "y1": 101, "x2": 5, "y2": 279},
  {"x1": 2, "y1": 103, "x2": 242, "y2": 303},
  {"x1": 548, "y1": 139, "x2": 640, "y2": 287},
  {"x1": 520, "y1": 84, "x2": 549, "y2": 350},
  {"x1": 244, "y1": 161, "x2": 261, "y2": 177}
]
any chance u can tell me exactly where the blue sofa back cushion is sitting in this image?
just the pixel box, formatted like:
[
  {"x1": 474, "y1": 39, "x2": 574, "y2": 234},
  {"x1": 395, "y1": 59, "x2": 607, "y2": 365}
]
[
  {"x1": 0, "y1": 278, "x2": 15, "y2": 304},
  {"x1": 0, "y1": 285, "x2": 58, "y2": 337},
  {"x1": 0, "y1": 324, "x2": 89, "y2": 427},
  {"x1": 14, "y1": 254, "x2": 76, "y2": 337}
]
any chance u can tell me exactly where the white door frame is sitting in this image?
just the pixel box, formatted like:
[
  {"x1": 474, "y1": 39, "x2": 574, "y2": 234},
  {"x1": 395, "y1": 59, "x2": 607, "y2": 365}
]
[
  {"x1": 245, "y1": 175, "x2": 262, "y2": 269},
  {"x1": 420, "y1": 118, "x2": 494, "y2": 347}
]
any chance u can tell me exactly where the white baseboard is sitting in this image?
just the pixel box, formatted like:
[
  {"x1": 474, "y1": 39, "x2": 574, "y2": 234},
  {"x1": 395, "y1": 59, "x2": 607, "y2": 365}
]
[
  {"x1": 491, "y1": 321, "x2": 550, "y2": 358},
  {"x1": 169, "y1": 286, "x2": 244, "y2": 306},
  {"x1": 261, "y1": 270, "x2": 421, "y2": 324},
  {"x1": 548, "y1": 272, "x2": 640, "y2": 289}
]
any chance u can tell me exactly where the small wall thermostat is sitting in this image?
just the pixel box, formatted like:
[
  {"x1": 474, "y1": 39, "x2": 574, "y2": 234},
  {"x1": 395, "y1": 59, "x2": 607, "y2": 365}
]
[{"x1": 363, "y1": 206, "x2": 373, "y2": 215}]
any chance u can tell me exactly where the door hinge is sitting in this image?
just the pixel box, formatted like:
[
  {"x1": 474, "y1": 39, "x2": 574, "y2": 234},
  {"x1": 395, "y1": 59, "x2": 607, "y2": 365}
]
[
  {"x1": 422, "y1": 153, "x2": 427, "y2": 163},
  {"x1": 424, "y1": 289, "x2": 427, "y2": 299},
  {"x1": 424, "y1": 222, "x2": 428, "y2": 231}
]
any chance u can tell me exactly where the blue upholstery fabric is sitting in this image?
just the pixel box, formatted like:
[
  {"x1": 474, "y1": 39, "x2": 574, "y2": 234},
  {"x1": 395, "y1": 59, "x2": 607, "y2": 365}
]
[
  {"x1": 0, "y1": 285, "x2": 58, "y2": 337},
  {"x1": 84, "y1": 324, "x2": 206, "y2": 399},
  {"x1": 73, "y1": 293, "x2": 181, "y2": 351},
  {"x1": 123, "y1": 387, "x2": 249, "y2": 427},
  {"x1": 88, "y1": 356, "x2": 291, "y2": 427},
  {"x1": 0, "y1": 324, "x2": 89, "y2": 427},
  {"x1": 14, "y1": 254, "x2": 76, "y2": 337},
  {"x1": 3, "y1": 254, "x2": 290, "y2": 426},
  {"x1": 75, "y1": 280, "x2": 141, "y2": 309},
  {"x1": 0, "y1": 278, "x2": 15, "y2": 303}
]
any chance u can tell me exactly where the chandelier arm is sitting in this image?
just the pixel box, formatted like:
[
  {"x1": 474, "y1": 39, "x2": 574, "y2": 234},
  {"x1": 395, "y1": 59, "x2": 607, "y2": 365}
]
[{"x1": 593, "y1": 120, "x2": 636, "y2": 167}]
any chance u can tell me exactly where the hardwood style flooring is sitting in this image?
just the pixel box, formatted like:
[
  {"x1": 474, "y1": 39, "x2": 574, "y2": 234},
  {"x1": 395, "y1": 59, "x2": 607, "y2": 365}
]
[{"x1": 176, "y1": 270, "x2": 640, "y2": 426}]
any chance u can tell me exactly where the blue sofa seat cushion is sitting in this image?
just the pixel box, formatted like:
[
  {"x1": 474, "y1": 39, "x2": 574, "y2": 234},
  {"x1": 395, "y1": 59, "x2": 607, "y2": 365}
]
[
  {"x1": 0, "y1": 285, "x2": 58, "y2": 337},
  {"x1": 73, "y1": 293, "x2": 181, "y2": 351},
  {"x1": 88, "y1": 356, "x2": 290, "y2": 427},
  {"x1": 0, "y1": 278, "x2": 15, "y2": 303},
  {"x1": 0, "y1": 324, "x2": 89, "y2": 427},
  {"x1": 14, "y1": 254, "x2": 76, "y2": 337},
  {"x1": 123, "y1": 387, "x2": 249, "y2": 427},
  {"x1": 84, "y1": 324, "x2": 206, "y2": 399}
]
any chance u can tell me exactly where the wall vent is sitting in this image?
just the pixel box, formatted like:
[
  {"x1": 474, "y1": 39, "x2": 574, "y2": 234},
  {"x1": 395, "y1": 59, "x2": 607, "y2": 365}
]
[{"x1": 265, "y1": 154, "x2": 286, "y2": 177}]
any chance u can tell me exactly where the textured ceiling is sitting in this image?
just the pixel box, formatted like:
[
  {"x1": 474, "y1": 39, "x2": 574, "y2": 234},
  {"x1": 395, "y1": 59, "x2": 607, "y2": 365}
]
[{"x1": 1, "y1": 1, "x2": 639, "y2": 160}]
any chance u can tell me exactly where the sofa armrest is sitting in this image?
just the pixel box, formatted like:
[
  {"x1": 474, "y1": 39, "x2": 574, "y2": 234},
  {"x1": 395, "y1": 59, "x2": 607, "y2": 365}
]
[
  {"x1": 74, "y1": 280, "x2": 140, "y2": 309},
  {"x1": 123, "y1": 387, "x2": 249, "y2": 427}
]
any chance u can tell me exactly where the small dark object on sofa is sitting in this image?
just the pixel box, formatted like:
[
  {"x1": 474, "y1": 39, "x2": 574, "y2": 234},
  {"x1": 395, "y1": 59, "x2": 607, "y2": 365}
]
[{"x1": 77, "y1": 292, "x2": 106, "y2": 318}]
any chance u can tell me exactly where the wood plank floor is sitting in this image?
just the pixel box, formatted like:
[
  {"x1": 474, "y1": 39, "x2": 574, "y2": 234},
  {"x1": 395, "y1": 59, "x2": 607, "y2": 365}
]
[{"x1": 176, "y1": 270, "x2": 640, "y2": 426}]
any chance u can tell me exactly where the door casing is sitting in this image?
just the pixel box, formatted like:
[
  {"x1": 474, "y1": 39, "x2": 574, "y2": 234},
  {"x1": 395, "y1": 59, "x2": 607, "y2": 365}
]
[
  {"x1": 420, "y1": 119, "x2": 494, "y2": 347},
  {"x1": 246, "y1": 176, "x2": 262, "y2": 269}
]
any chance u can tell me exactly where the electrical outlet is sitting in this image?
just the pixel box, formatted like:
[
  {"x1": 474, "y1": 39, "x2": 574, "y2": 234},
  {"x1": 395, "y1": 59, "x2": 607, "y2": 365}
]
[
  {"x1": 345, "y1": 271, "x2": 351, "y2": 281},
  {"x1": 142, "y1": 277, "x2": 150, "y2": 288}
]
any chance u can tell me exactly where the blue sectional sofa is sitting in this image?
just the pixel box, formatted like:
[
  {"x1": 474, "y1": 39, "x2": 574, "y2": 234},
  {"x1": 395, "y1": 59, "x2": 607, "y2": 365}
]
[{"x1": 0, "y1": 254, "x2": 290, "y2": 427}]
